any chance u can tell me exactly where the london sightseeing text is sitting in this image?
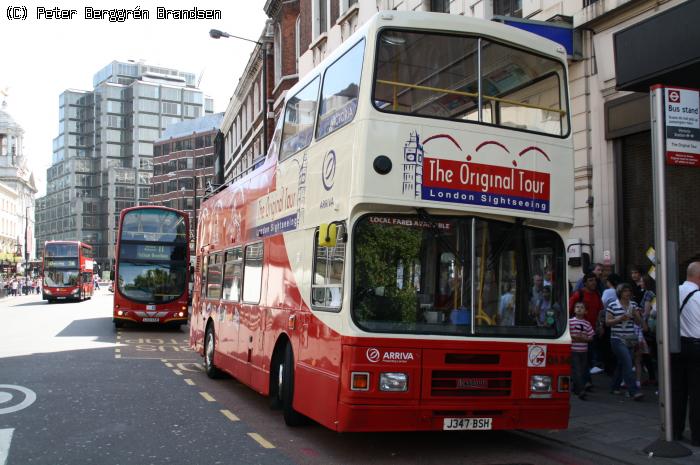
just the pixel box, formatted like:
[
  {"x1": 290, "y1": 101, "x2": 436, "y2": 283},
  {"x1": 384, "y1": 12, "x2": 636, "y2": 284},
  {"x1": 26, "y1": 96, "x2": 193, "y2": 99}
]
[{"x1": 190, "y1": 11, "x2": 574, "y2": 432}]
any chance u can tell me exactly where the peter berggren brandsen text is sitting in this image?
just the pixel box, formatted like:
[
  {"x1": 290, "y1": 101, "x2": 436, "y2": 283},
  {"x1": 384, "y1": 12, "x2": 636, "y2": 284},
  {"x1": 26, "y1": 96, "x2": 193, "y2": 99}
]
[{"x1": 35, "y1": 7, "x2": 222, "y2": 22}]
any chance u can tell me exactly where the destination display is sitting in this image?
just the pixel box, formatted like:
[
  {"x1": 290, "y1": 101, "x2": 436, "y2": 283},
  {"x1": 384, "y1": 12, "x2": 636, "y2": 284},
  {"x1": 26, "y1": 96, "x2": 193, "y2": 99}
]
[
  {"x1": 119, "y1": 243, "x2": 186, "y2": 262},
  {"x1": 45, "y1": 259, "x2": 78, "y2": 268}
]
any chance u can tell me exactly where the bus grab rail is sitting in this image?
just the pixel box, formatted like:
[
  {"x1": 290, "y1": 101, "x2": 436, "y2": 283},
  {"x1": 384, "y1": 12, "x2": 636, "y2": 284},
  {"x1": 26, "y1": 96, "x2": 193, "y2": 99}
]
[{"x1": 375, "y1": 79, "x2": 567, "y2": 115}]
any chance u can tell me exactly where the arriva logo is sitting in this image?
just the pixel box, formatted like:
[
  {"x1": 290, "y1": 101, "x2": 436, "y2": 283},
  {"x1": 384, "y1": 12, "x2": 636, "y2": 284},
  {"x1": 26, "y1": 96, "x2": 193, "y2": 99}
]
[
  {"x1": 366, "y1": 348, "x2": 415, "y2": 363},
  {"x1": 366, "y1": 348, "x2": 380, "y2": 363},
  {"x1": 382, "y1": 352, "x2": 414, "y2": 362}
]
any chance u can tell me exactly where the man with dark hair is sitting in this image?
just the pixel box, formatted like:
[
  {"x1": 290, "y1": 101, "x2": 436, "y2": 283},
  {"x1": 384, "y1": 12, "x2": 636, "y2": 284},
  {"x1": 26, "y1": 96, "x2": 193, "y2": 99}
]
[
  {"x1": 672, "y1": 261, "x2": 700, "y2": 446},
  {"x1": 574, "y1": 263, "x2": 605, "y2": 296}
]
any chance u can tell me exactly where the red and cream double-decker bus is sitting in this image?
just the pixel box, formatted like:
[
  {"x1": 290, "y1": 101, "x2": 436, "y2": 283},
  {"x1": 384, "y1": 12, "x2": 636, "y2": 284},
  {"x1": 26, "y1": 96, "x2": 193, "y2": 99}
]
[
  {"x1": 191, "y1": 11, "x2": 574, "y2": 432},
  {"x1": 42, "y1": 241, "x2": 94, "y2": 303},
  {"x1": 113, "y1": 206, "x2": 190, "y2": 328}
]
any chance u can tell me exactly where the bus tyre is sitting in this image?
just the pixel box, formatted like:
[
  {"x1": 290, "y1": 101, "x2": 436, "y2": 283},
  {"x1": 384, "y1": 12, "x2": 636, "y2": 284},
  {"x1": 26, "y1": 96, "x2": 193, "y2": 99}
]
[
  {"x1": 204, "y1": 325, "x2": 222, "y2": 379},
  {"x1": 281, "y1": 343, "x2": 307, "y2": 427}
]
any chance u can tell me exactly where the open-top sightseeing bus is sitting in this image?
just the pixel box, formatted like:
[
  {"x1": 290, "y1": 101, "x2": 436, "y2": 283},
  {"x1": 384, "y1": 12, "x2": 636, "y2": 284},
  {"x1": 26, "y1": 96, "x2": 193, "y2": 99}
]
[
  {"x1": 113, "y1": 206, "x2": 190, "y2": 328},
  {"x1": 42, "y1": 241, "x2": 94, "y2": 303},
  {"x1": 191, "y1": 11, "x2": 574, "y2": 432}
]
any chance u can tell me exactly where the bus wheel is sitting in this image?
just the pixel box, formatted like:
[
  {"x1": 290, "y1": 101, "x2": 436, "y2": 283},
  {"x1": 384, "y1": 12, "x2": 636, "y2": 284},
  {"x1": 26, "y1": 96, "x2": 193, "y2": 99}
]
[
  {"x1": 281, "y1": 343, "x2": 307, "y2": 426},
  {"x1": 204, "y1": 325, "x2": 222, "y2": 379}
]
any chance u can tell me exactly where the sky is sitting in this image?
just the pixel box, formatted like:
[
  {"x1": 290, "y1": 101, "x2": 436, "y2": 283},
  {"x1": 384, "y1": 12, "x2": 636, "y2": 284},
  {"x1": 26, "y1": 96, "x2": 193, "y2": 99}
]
[{"x1": 0, "y1": 0, "x2": 268, "y2": 197}]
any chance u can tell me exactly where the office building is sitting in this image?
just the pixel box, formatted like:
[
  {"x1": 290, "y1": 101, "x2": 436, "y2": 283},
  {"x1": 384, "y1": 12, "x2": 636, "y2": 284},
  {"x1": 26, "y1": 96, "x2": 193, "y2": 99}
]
[{"x1": 35, "y1": 60, "x2": 213, "y2": 272}]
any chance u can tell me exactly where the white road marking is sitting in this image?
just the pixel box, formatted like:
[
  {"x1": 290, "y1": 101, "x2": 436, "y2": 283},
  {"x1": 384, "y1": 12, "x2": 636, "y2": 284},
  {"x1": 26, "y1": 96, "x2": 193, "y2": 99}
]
[
  {"x1": 164, "y1": 362, "x2": 173, "y2": 368},
  {"x1": 199, "y1": 392, "x2": 215, "y2": 402},
  {"x1": 0, "y1": 385, "x2": 37, "y2": 415},
  {"x1": 172, "y1": 369, "x2": 183, "y2": 375},
  {"x1": 184, "y1": 379, "x2": 195, "y2": 386},
  {"x1": 0, "y1": 428, "x2": 14, "y2": 465}
]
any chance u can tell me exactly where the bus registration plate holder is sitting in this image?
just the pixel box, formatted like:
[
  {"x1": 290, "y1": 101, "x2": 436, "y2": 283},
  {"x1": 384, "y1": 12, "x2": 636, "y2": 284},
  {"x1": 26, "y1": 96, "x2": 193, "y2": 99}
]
[
  {"x1": 143, "y1": 317, "x2": 160, "y2": 322},
  {"x1": 443, "y1": 418, "x2": 492, "y2": 430}
]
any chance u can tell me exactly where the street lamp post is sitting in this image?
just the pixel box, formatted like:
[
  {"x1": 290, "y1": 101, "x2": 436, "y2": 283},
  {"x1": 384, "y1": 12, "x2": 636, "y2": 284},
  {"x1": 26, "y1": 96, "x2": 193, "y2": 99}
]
[
  {"x1": 209, "y1": 28, "x2": 269, "y2": 156},
  {"x1": 24, "y1": 206, "x2": 29, "y2": 283}
]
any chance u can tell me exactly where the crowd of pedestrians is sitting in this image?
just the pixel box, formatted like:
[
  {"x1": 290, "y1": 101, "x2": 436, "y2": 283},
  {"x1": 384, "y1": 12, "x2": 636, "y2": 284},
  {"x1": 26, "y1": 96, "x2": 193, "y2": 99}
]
[
  {"x1": 1, "y1": 276, "x2": 41, "y2": 296},
  {"x1": 568, "y1": 260, "x2": 700, "y2": 446}
]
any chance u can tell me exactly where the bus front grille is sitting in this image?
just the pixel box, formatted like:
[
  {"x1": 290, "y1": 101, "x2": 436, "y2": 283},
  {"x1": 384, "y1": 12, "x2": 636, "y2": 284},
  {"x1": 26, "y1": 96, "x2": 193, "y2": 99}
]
[{"x1": 431, "y1": 370, "x2": 512, "y2": 397}]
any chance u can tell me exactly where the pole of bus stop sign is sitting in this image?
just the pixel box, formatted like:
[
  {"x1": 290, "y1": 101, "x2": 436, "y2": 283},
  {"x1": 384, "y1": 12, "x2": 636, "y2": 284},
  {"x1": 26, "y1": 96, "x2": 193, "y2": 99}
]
[{"x1": 643, "y1": 85, "x2": 691, "y2": 458}]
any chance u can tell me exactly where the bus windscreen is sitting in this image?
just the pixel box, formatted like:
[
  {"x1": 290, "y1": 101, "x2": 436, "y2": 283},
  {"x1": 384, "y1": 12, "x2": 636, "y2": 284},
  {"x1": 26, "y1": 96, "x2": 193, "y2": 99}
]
[{"x1": 117, "y1": 209, "x2": 188, "y2": 303}]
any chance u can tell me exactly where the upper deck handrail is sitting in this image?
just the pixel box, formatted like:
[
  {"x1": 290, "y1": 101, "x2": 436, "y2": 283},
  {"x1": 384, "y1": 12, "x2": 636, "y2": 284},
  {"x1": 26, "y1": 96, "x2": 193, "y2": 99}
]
[{"x1": 376, "y1": 79, "x2": 567, "y2": 115}]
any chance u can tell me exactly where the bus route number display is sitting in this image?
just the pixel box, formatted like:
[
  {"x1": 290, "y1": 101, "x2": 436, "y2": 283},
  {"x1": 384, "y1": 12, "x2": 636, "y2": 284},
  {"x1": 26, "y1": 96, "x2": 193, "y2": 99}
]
[{"x1": 134, "y1": 245, "x2": 171, "y2": 261}]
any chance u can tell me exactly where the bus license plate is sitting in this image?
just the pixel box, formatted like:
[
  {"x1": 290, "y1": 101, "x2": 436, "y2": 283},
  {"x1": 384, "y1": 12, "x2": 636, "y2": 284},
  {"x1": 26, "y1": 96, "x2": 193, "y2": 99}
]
[
  {"x1": 143, "y1": 317, "x2": 160, "y2": 323},
  {"x1": 146, "y1": 305, "x2": 156, "y2": 310},
  {"x1": 443, "y1": 418, "x2": 492, "y2": 430}
]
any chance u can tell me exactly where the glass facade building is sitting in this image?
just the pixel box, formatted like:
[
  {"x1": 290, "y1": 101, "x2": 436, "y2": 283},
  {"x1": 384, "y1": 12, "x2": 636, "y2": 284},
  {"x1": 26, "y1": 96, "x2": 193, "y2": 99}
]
[{"x1": 35, "y1": 61, "x2": 213, "y2": 274}]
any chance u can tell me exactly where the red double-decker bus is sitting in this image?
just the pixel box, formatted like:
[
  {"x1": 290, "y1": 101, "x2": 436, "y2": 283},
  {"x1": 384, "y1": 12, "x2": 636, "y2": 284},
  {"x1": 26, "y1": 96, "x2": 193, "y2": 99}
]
[
  {"x1": 113, "y1": 206, "x2": 190, "y2": 328},
  {"x1": 191, "y1": 12, "x2": 574, "y2": 432},
  {"x1": 42, "y1": 241, "x2": 94, "y2": 303}
]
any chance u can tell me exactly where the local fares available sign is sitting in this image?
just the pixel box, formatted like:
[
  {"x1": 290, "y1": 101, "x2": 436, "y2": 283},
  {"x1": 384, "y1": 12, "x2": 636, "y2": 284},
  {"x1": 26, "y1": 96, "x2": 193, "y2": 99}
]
[
  {"x1": 422, "y1": 158, "x2": 551, "y2": 213},
  {"x1": 665, "y1": 87, "x2": 700, "y2": 167}
]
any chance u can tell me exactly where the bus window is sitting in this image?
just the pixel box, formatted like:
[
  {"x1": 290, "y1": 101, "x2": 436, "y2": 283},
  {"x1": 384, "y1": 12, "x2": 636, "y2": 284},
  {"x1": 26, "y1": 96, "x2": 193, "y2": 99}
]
[
  {"x1": 242, "y1": 243, "x2": 263, "y2": 303},
  {"x1": 352, "y1": 215, "x2": 566, "y2": 338},
  {"x1": 316, "y1": 39, "x2": 365, "y2": 139},
  {"x1": 312, "y1": 228, "x2": 345, "y2": 311},
  {"x1": 373, "y1": 29, "x2": 568, "y2": 137},
  {"x1": 206, "y1": 253, "x2": 223, "y2": 299},
  {"x1": 280, "y1": 77, "x2": 320, "y2": 160},
  {"x1": 222, "y1": 248, "x2": 243, "y2": 301}
]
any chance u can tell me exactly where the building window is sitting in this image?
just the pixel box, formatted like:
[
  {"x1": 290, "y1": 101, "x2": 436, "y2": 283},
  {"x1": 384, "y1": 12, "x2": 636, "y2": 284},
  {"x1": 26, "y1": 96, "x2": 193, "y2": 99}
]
[
  {"x1": 493, "y1": 0, "x2": 522, "y2": 17},
  {"x1": 340, "y1": 0, "x2": 358, "y2": 14},
  {"x1": 313, "y1": 0, "x2": 329, "y2": 39},
  {"x1": 274, "y1": 23, "x2": 282, "y2": 85},
  {"x1": 295, "y1": 16, "x2": 301, "y2": 73},
  {"x1": 429, "y1": 0, "x2": 450, "y2": 13}
]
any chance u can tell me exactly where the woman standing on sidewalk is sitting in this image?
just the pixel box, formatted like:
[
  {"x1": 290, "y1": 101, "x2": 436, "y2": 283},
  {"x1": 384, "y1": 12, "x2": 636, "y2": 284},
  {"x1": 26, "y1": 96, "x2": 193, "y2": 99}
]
[{"x1": 606, "y1": 283, "x2": 644, "y2": 400}]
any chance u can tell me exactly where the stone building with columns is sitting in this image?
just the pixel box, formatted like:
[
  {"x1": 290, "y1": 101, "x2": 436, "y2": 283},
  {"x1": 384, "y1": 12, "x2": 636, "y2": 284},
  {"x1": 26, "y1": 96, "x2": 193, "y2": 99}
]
[{"x1": 0, "y1": 98, "x2": 37, "y2": 275}]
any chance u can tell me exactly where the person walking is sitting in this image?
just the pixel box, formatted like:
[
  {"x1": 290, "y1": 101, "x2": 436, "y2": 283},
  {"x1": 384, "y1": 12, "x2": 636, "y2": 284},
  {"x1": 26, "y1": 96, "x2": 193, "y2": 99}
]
[
  {"x1": 10, "y1": 278, "x2": 17, "y2": 296},
  {"x1": 606, "y1": 283, "x2": 644, "y2": 400},
  {"x1": 671, "y1": 261, "x2": 700, "y2": 446}
]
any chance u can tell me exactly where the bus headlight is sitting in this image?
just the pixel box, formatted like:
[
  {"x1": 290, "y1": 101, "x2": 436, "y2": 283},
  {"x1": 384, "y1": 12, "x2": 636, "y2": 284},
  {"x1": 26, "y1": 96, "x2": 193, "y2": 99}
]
[
  {"x1": 379, "y1": 372, "x2": 408, "y2": 392},
  {"x1": 44, "y1": 289, "x2": 52, "y2": 295},
  {"x1": 72, "y1": 289, "x2": 80, "y2": 295},
  {"x1": 117, "y1": 310, "x2": 124, "y2": 316},
  {"x1": 530, "y1": 375, "x2": 552, "y2": 398}
]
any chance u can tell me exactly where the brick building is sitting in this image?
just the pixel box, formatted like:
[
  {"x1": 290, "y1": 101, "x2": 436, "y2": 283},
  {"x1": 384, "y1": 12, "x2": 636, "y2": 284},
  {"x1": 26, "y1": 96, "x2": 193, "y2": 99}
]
[{"x1": 150, "y1": 113, "x2": 223, "y2": 235}]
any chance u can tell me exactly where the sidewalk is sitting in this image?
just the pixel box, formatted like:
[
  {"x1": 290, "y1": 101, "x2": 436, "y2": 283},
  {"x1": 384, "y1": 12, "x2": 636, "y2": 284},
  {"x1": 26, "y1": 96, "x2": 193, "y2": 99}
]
[{"x1": 526, "y1": 372, "x2": 699, "y2": 464}]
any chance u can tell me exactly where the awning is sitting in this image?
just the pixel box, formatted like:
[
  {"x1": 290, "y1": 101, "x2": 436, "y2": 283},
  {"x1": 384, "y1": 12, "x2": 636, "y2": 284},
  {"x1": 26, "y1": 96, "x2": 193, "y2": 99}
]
[{"x1": 614, "y1": 0, "x2": 700, "y2": 92}]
